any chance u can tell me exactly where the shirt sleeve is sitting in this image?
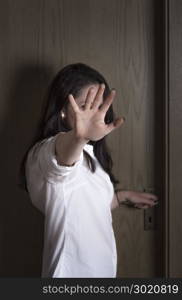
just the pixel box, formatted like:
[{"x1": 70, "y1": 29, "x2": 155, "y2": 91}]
[{"x1": 27, "y1": 132, "x2": 84, "y2": 184}]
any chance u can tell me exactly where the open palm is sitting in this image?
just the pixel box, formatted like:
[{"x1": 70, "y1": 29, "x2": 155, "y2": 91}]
[{"x1": 68, "y1": 84, "x2": 125, "y2": 141}]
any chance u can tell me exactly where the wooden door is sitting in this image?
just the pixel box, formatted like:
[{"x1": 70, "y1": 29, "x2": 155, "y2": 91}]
[{"x1": 0, "y1": 0, "x2": 164, "y2": 277}]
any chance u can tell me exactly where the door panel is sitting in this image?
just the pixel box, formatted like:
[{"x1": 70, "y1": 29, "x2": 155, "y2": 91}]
[{"x1": 0, "y1": 0, "x2": 163, "y2": 277}]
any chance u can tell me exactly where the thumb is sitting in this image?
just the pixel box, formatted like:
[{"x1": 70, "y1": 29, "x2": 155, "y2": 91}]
[
  {"x1": 113, "y1": 117, "x2": 125, "y2": 128},
  {"x1": 107, "y1": 117, "x2": 125, "y2": 133}
]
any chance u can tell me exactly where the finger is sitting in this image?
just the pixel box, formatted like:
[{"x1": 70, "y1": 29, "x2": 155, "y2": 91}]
[
  {"x1": 137, "y1": 204, "x2": 150, "y2": 209},
  {"x1": 142, "y1": 193, "x2": 158, "y2": 201},
  {"x1": 134, "y1": 204, "x2": 146, "y2": 209},
  {"x1": 68, "y1": 94, "x2": 80, "y2": 113},
  {"x1": 135, "y1": 197, "x2": 158, "y2": 206},
  {"x1": 91, "y1": 84, "x2": 105, "y2": 110},
  {"x1": 105, "y1": 117, "x2": 125, "y2": 134},
  {"x1": 84, "y1": 87, "x2": 96, "y2": 110},
  {"x1": 135, "y1": 192, "x2": 158, "y2": 203},
  {"x1": 99, "y1": 89, "x2": 116, "y2": 113}
]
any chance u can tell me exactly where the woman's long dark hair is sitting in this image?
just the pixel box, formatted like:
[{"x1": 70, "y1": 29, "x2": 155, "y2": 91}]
[{"x1": 18, "y1": 63, "x2": 119, "y2": 192}]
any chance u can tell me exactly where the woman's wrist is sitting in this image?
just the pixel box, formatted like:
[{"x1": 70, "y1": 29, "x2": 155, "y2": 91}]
[
  {"x1": 115, "y1": 190, "x2": 128, "y2": 205},
  {"x1": 115, "y1": 190, "x2": 137, "y2": 208},
  {"x1": 73, "y1": 129, "x2": 90, "y2": 144},
  {"x1": 115, "y1": 190, "x2": 121, "y2": 206}
]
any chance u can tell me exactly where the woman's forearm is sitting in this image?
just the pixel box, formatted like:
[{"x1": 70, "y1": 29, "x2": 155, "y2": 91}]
[{"x1": 55, "y1": 129, "x2": 89, "y2": 166}]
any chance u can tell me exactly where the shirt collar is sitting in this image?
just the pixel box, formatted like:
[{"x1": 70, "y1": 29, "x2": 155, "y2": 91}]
[{"x1": 83, "y1": 143, "x2": 94, "y2": 153}]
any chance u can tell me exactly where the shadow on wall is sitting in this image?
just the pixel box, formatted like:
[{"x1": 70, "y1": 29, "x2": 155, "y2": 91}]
[{"x1": 0, "y1": 63, "x2": 55, "y2": 276}]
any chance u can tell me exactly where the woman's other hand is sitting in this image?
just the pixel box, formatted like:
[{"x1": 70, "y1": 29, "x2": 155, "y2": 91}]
[{"x1": 116, "y1": 190, "x2": 158, "y2": 209}]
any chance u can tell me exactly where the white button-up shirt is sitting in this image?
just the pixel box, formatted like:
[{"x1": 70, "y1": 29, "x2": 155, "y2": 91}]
[{"x1": 25, "y1": 133, "x2": 117, "y2": 278}]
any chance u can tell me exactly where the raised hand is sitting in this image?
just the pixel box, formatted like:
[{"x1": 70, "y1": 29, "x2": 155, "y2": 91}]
[{"x1": 68, "y1": 84, "x2": 125, "y2": 142}]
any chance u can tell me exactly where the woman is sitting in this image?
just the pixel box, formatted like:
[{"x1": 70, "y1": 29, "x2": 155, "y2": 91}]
[{"x1": 19, "y1": 63, "x2": 158, "y2": 278}]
